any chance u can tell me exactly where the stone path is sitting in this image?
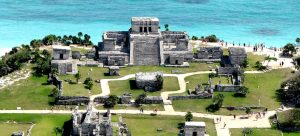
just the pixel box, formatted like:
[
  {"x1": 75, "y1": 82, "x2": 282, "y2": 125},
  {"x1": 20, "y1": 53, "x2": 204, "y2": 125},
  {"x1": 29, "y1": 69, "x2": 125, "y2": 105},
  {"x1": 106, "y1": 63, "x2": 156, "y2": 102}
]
[{"x1": 0, "y1": 69, "x2": 31, "y2": 89}]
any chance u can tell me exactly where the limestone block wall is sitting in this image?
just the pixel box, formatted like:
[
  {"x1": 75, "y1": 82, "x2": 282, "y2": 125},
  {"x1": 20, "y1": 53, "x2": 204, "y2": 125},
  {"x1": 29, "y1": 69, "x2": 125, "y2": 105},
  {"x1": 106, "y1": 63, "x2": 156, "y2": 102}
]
[
  {"x1": 215, "y1": 84, "x2": 243, "y2": 92},
  {"x1": 130, "y1": 35, "x2": 161, "y2": 65},
  {"x1": 184, "y1": 126, "x2": 205, "y2": 136},
  {"x1": 168, "y1": 93, "x2": 212, "y2": 100},
  {"x1": 55, "y1": 96, "x2": 89, "y2": 105},
  {"x1": 142, "y1": 96, "x2": 163, "y2": 104},
  {"x1": 53, "y1": 49, "x2": 71, "y2": 60}
]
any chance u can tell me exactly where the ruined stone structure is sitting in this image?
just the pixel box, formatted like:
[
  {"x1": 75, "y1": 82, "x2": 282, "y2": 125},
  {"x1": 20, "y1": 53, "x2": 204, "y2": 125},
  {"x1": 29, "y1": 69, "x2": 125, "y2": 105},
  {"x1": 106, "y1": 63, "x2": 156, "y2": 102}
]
[
  {"x1": 98, "y1": 17, "x2": 193, "y2": 66},
  {"x1": 72, "y1": 108, "x2": 113, "y2": 136},
  {"x1": 11, "y1": 131, "x2": 24, "y2": 136},
  {"x1": 51, "y1": 45, "x2": 78, "y2": 75},
  {"x1": 228, "y1": 47, "x2": 247, "y2": 66},
  {"x1": 184, "y1": 122, "x2": 206, "y2": 136},
  {"x1": 196, "y1": 47, "x2": 223, "y2": 61},
  {"x1": 108, "y1": 66, "x2": 120, "y2": 76},
  {"x1": 135, "y1": 72, "x2": 163, "y2": 91},
  {"x1": 72, "y1": 51, "x2": 81, "y2": 59}
]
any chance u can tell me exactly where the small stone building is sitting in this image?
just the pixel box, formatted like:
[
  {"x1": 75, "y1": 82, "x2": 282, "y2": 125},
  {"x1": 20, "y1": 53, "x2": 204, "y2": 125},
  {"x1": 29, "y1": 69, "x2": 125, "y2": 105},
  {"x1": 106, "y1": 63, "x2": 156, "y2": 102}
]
[
  {"x1": 135, "y1": 72, "x2": 163, "y2": 91},
  {"x1": 169, "y1": 54, "x2": 185, "y2": 65},
  {"x1": 196, "y1": 47, "x2": 223, "y2": 60},
  {"x1": 72, "y1": 108, "x2": 113, "y2": 136},
  {"x1": 51, "y1": 45, "x2": 78, "y2": 75},
  {"x1": 184, "y1": 122, "x2": 206, "y2": 136},
  {"x1": 108, "y1": 66, "x2": 120, "y2": 76},
  {"x1": 228, "y1": 47, "x2": 247, "y2": 66},
  {"x1": 72, "y1": 51, "x2": 81, "y2": 59},
  {"x1": 11, "y1": 131, "x2": 24, "y2": 136}
]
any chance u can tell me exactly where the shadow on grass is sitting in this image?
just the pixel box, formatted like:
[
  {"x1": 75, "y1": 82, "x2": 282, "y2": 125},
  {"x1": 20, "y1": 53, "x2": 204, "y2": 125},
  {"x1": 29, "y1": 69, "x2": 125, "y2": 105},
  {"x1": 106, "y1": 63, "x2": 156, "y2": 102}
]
[
  {"x1": 206, "y1": 104, "x2": 220, "y2": 113},
  {"x1": 62, "y1": 119, "x2": 72, "y2": 136},
  {"x1": 232, "y1": 93, "x2": 246, "y2": 98},
  {"x1": 129, "y1": 80, "x2": 138, "y2": 89}
]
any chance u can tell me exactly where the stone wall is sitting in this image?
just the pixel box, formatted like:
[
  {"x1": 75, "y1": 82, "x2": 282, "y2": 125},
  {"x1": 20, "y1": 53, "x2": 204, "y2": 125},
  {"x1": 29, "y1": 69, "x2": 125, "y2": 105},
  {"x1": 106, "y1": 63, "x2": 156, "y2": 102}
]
[
  {"x1": 168, "y1": 93, "x2": 212, "y2": 100},
  {"x1": 142, "y1": 96, "x2": 163, "y2": 104},
  {"x1": 196, "y1": 47, "x2": 223, "y2": 59},
  {"x1": 72, "y1": 51, "x2": 81, "y2": 59},
  {"x1": 215, "y1": 84, "x2": 243, "y2": 92},
  {"x1": 53, "y1": 48, "x2": 71, "y2": 60},
  {"x1": 55, "y1": 96, "x2": 89, "y2": 105},
  {"x1": 216, "y1": 66, "x2": 243, "y2": 76}
]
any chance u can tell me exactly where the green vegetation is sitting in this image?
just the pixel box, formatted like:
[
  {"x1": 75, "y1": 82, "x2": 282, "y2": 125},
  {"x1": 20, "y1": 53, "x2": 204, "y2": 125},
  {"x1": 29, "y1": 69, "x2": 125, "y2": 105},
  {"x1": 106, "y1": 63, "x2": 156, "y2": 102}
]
[
  {"x1": 279, "y1": 72, "x2": 300, "y2": 106},
  {"x1": 278, "y1": 109, "x2": 300, "y2": 129},
  {"x1": 122, "y1": 114, "x2": 217, "y2": 136},
  {"x1": 109, "y1": 77, "x2": 180, "y2": 99},
  {"x1": 0, "y1": 76, "x2": 54, "y2": 110},
  {"x1": 173, "y1": 69, "x2": 292, "y2": 114},
  {"x1": 0, "y1": 123, "x2": 32, "y2": 136},
  {"x1": 185, "y1": 111, "x2": 193, "y2": 121},
  {"x1": 70, "y1": 46, "x2": 89, "y2": 54},
  {"x1": 283, "y1": 43, "x2": 297, "y2": 57},
  {"x1": 230, "y1": 128, "x2": 282, "y2": 136},
  {"x1": 245, "y1": 53, "x2": 266, "y2": 71},
  {"x1": 103, "y1": 95, "x2": 119, "y2": 108},
  {"x1": 203, "y1": 35, "x2": 219, "y2": 42},
  {"x1": 0, "y1": 114, "x2": 71, "y2": 136}
]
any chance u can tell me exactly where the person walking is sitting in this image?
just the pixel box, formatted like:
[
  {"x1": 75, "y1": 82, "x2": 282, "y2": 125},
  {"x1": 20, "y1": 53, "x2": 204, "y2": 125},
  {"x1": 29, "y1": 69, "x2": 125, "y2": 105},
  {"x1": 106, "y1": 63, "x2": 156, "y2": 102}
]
[{"x1": 223, "y1": 122, "x2": 226, "y2": 128}]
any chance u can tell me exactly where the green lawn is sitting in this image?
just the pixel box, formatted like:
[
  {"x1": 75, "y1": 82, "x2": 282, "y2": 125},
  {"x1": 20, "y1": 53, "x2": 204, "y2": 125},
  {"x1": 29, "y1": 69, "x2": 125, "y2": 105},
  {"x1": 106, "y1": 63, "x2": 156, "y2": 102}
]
[
  {"x1": 0, "y1": 114, "x2": 71, "y2": 136},
  {"x1": 283, "y1": 132, "x2": 300, "y2": 136},
  {"x1": 230, "y1": 128, "x2": 282, "y2": 136},
  {"x1": 245, "y1": 52, "x2": 266, "y2": 71},
  {"x1": 70, "y1": 46, "x2": 90, "y2": 54},
  {"x1": 0, "y1": 76, "x2": 55, "y2": 110},
  {"x1": 109, "y1": 77, "x2": 180, "y2": 99},
  {"x1": 122, "y1": 114, "x2": 217, "y2": 136},
  {"x1": 173, "y1": 69, "x2": 292, "y2": 115},
  {"x1": 0, "y1": 123, "x2": 32, "y2": 136}
]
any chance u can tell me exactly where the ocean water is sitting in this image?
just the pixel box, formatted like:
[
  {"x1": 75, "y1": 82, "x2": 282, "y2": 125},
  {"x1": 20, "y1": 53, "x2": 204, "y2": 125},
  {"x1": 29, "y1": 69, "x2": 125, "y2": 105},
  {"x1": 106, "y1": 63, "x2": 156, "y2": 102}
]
[{"x1": 0, "y1": 0, "x2": 299, "y2": 48}]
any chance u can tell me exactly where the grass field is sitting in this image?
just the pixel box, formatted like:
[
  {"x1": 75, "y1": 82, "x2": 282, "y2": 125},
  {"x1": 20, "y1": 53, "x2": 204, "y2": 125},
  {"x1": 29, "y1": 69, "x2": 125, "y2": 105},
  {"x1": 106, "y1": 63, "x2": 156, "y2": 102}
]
[
  {"x1": 121, "y1": 114, "x2": 217, "y2": 136},
  {"x1": 172, "y1": 69, "x2": 292, "y2": 115},
  {"x1": 245, "y1": 52, "x2": 266, "y2": 71},
  {"x1": 230, "y1": 128, "x2": 282, "y2": 136},
  {"x1": 0, "y1": 76, "x2": 54, "y2": 110},
  {"x1": 0, "y1": 114, "x2": 71, "y2": 136},
  {"x1": 109, "y1": 77, "x2": 180, "y2": 99},
  {"x1": 0, "y1": 123, "x2": 32, "y2": 136}
]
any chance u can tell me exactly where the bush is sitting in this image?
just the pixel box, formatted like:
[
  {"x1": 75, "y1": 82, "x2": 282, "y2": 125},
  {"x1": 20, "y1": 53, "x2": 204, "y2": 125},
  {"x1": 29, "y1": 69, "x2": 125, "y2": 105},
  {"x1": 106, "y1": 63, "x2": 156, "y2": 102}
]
[
  {"x1": 84, "y1": 77, "x2": 93, "y2": 85},
  {"x1": 185, "y1": 111, "x2": 193, "y2": 121},
  {"x1": 205, "y1": 35, "x2": 219, "y2": 42},
  {"x1": 103, "y1": 95, "x2": 119, "y2": 108},
  {"x1": 191, "y1": 36, "x2": 198, "y2": 40},
  {"x1": 135, "y1": 93, "x2": 147, "y2": 106},
  {"x1": 206, "y1": 94, "x2": 224, "y2": 112}
]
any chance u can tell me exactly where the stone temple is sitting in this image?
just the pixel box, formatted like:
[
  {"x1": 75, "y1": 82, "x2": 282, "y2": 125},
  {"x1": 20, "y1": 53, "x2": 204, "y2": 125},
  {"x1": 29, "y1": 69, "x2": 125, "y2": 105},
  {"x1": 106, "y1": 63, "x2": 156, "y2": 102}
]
[
  {"x1": 98, "y1": 17, "x2": 193, "y2": 66},
  {"x1": 51, "y1": 45, "x2": 78, "y2": 75}
]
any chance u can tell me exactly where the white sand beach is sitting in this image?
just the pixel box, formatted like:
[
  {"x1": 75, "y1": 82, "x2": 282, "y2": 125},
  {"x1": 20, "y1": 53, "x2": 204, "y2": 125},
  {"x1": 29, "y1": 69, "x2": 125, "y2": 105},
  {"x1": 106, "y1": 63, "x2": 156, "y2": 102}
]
[{"x1": 0, "y1": 47, "x2": 12, "y2": 57}]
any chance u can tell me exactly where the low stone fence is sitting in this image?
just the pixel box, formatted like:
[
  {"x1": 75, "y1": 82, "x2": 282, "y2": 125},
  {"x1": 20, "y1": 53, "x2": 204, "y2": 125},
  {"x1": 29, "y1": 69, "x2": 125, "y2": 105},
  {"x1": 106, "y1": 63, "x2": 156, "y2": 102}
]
[
  {"x1": 215, "y1": 84, "x2": 243, "y2": 92},
  {"x1": 142, "y1": 96, "x2": 164, "y2": 104},
  {"x1": 168, "y1": 93, "x2": 213, "y2": 100},
  {"x1": 55, "y1": 96, "x2": 89, "y2": 105},
  {"x1": 94, "y1": 96, "x2": 109, "y2": 103},
  {"x1": 192, "y1": 59, "x2": 221, "y2": 63}
]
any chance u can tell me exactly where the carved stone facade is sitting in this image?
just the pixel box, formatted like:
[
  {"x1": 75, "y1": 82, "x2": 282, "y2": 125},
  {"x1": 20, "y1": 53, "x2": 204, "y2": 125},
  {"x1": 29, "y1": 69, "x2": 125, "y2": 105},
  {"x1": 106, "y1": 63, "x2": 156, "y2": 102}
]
[
  {"x1": 97, "y1": 17, "x2": 193, "y2": 66},
  {"x1": 196, "y1": 47, "x2": 223, "y2": 60},
  {"x1": 51, "y1": 45, "x2": 78, "y2": 75},
  {"x1": 108, "y1": 66, "x2": 120, "y2": 76},
  {"x1": 184, "y1": 122, "x2": 206, "y2": 136},
  {"x1": 135, "y1": 72, "x2": 163, "y2": 91},
  {"x1": 72, "y1": 108, "x2": 113, "y2": 136}
]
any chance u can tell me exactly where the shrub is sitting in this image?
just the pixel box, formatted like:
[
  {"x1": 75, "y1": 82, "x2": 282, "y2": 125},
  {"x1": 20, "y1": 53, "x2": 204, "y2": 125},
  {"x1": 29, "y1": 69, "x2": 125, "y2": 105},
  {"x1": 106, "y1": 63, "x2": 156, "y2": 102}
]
[
  {"x1": 185, "y1": 111, "x2": 193, "y2": 121},
  {"x1": 205, "y1": 35, "x2": 219, "y2": 42},
  {"x1": 104, "y1": 95, "x2": 119, "y2": 108},
  {"x1": 135, "y1": 93, "x2": 147, "y2": 106},
  {"x1": 191, "y1": 36, "x2": 198, "y2": 40},
  {"x1": 84, "y1": 77, "x2": 93, "y2": 85}
]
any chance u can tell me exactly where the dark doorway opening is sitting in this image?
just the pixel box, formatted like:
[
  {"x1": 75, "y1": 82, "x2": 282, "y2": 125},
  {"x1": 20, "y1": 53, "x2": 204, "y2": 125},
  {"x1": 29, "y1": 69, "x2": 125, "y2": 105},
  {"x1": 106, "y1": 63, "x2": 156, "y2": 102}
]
[
  {"x1": 193, "y1": 132, "x2": 197, "y2": 136},
  {"x1": 60, "y1": 54, "x2": 63, "y2": 59}
]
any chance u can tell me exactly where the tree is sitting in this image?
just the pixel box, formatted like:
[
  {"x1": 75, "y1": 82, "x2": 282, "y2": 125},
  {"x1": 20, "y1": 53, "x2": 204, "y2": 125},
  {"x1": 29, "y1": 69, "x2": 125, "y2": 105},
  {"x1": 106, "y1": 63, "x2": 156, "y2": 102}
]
[
  {"x1": 86, "y1": 80, "x2": 93, "y2": 90},
  {"x1": 205, "y1": 35, "x2": 218, "y2": 42},
  {"x1": 185, "y1": 111, "x2": 193, "y2": 121},
  {"x1": 84, "y1": 34, "x2": 91, "y2": 46},
  {"x1": 242, "y1": 59, "x2": 249, "y2": 68},
  {"x1": 104, "y1": 95, "x2": 119, "y2": 108},
  {"x1": 53, "y1": 127, "x2": 63, "y2": 136},
  {"x1": 254, "y1": 61, "x2": 267, "y2": 71},
  {"x1": 191, "y1": 36, "x2": 198, "y2": 40},
  {"x1": 264, "y1": 56, "x2": 277, "y2": 67},
  {"x1": 74, "y1": 71, "x2": 81, "y2": 83},
  {"x1": 135, "y1": 93, "x2": 147, "y2": 106},
  {"x1": 234, "y1": 86, "x2": 249, "y2": 97},
  {"x1": 206, "y1": 94, "x2": 224, "y2": 112},
  {"x1": 283, "y1": 43, "x2": 296, "y2": 57},
  {"x1": 42, "y1": 34, "x2": 58, "y2": 45},
  {"x1": 30, "y1": 39, "x2": 43, "y2": 48},
  {"x1": 84, "y1": 77, "x2": 93, "y2": 85},
  {"x1": 296, "y1": 38, "x2": 300, "y2": 44},
  {"x1": 280, "y1": 72, "x2": 300, "y2": 106},
  {"x1": 164, "y1": 24, "x2": 169, "y2": 31},
  {"x1": 34, "y1": 50, "x2": 52, "y2": 76},
  {"x1": 78, "y1": 32, "x2": 83, "y2": 45}
]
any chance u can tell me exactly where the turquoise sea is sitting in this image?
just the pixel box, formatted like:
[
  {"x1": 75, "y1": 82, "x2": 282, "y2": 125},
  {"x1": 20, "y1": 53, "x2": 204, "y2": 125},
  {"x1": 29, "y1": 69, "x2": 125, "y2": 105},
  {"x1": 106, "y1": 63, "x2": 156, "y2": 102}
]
[{"x1": 0, "y1": 0, "x2": 299, "y2": 48}]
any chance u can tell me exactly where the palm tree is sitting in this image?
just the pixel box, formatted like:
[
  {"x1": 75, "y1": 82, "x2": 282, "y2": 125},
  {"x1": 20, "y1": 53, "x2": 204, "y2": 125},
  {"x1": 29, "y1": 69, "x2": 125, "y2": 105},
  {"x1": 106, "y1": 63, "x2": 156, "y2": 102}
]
[
  {"x1": 185, "y1": 111, "x2": 193, "y2": 121},
  {"x1": 78, "y1": 32, "x2": 83, "y2": 45},
  {"x1": 164, "y1": 24, "x2": 169, "y2": 31},
  {"x1": 84, "y1": 34, "x2": 91, "y2": 46},
  {"x1": 74, "y1": 71, "x2": 81, "y2": 83},
  {"x1": 264, "y1": 56, "x2": 277, "y2": 67},
  {"x1": 296, "y1": 38, "x2": 300, "y2": 45},
  {"x1": 283, "y1": 43, "x2": 296, "y2": 56}
]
